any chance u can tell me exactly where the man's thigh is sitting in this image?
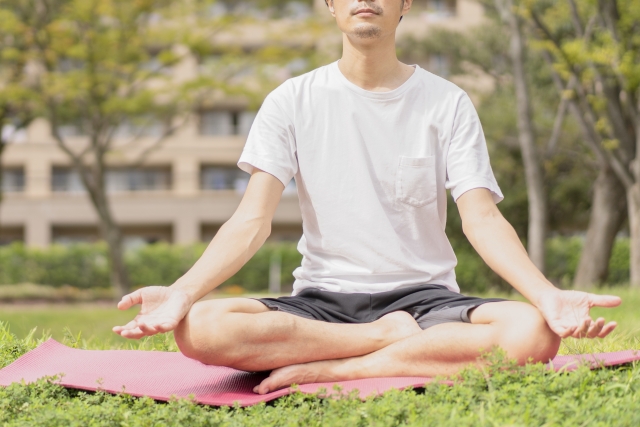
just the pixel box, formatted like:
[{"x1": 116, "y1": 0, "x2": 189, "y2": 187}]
[
  {"x1": 187, "y1": 297, "x2": 271, "y2": 321},
  {"x1": 468, "y1": 300, "x2": 546, "y2": 326},
  {"x1": 467, "y1": 300, "x2": 560, "y2": 363},
  {"x1": 175, "y1": 297, "x2": 272, "y2": 358}
]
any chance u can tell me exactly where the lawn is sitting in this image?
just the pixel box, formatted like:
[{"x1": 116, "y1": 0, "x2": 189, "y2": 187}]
[{"x1": 1, "y1": 287, "x2": 640, "y2": 426}]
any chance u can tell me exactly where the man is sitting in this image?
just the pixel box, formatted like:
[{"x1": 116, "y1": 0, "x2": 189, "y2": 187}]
[{"x1": 113, "y1": 0, "x2": 621, "y2": 395}]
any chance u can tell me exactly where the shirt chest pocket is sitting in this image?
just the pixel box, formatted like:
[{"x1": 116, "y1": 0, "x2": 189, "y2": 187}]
[{"x1": 395, "y1": 156, "x2": 437, "y2": 208}]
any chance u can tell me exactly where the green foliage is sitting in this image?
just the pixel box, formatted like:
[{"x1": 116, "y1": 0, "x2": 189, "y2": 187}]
[
  {"x1": 608, "y1": 239, "x2": 631, "y2": 285},
  {"x1": 0, "y1": 0, "x2": 327, "y2": 295},
  {"x1": 126, "y1": 243, "x2": 206, "y2": 289},
  {"x1": 0, "y1": 238, "x2": 632, "y2": 292},
  {"x1": 451, "y1": 236, "x2": 630, "y2": 292},
  {"x1": 1, "y1": 321, "x2": 640, "y2": 426},
  {"x1": 401, "y1": 9, "x2": 598, "y2": 241},
  {"x1": 0, "y1": 243, "x2": 110, "y2": 289},
  {"x1": 0, "y1": 241, "x2": 303, "y2": 292}
]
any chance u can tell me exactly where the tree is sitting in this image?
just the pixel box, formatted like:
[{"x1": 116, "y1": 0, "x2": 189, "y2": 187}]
[
  {"x1": 494, "y1": 0, "x2": 547, "y2": 273},
  {"x1": 0, "y1": 3, "x2": 37, "y2": 224},
  {"x1": 399, "y1": 3, "x2": 593, "y2": 277},
  {"x1": 1, "y1": 0, "x2": 324, "y2": 297},
  {"x1": 527, "y1": 0, "x2": 639, "y2": 286}
]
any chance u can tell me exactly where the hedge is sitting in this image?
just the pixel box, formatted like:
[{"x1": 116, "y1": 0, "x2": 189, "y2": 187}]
[
  {"x1": 0, "y1": 237, "x2": 631, "y2": 292},
  {"x1": 0, "y1": 241, "x2": 303, "y2": 292}
]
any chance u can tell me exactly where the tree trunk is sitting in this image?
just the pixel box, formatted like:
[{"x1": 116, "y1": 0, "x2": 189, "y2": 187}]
[
  {"x1": 100, "y1": 216, "x2": 130, "y2": 299},
  {"x1": 628, "y1": 183, "x2": 640, "y2": 287},
  {"x1": 0, "y1": 142, "x2": 4, "y2": 209},
  {"x1": 87, "y1": 172, "x2": 131, "y2": 299},
  {"x1": 0, "y1": 125, "x2": 6, "y2": 220},
  {"x1": 504, "y1": 0, "x2": 548, "y2": 273},
  {"x1": 574, "y1": 166, "x2": 626, "y2": 289}
]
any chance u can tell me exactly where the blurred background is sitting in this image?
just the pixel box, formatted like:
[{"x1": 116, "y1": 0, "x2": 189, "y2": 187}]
[{"x1": 0, "y1": 0, "x2": 638, "y2": 344}]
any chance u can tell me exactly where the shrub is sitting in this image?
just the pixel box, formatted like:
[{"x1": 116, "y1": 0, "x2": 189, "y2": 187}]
[
  {"x1": 126, "y1": 243, "x2": 206, "y2": 288},
  {"x1": 0, "y1": 238, "x2": 631, "y2": 292},
  {"x1": 0, "y1": 242, "x2": 110, "y2": 289},
  {"x1": 453, "y1": 236, "x2": 629, "y2": 292},
  {"x1": 0, "y1": 241, "x2": 302, "y2": 291}
]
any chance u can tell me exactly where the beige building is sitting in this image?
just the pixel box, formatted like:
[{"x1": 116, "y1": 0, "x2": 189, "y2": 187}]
[{"x1": 0, "y1": 0, "x2": 485, "y2": 248}]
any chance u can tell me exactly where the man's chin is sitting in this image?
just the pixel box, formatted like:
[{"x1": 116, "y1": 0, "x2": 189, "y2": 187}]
[{"x1": 351, "y1": 24, "x2": 383, "y2": 39}]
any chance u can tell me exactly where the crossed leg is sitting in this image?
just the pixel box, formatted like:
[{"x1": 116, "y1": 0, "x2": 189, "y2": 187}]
[
  {"x1": 173, "y1": 298, "x2": 561, "y2": 394},
  {"x1": 174, "y1": 297, "x2": 423, "y2": 371}
]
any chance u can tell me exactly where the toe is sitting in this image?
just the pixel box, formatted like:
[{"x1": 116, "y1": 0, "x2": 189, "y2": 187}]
[{"x1": 254, "y1": 371, "x2": 280, "y2": 395}]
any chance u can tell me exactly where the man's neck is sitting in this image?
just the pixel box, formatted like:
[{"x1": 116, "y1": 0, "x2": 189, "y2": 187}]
[{"x1": 338, "y1": 33, "x2": 414, "y2": 93}]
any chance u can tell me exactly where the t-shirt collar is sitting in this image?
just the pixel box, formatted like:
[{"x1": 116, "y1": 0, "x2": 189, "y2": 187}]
[{"x1": 331, "y1": 60, "x2": 420, "y2": 100}]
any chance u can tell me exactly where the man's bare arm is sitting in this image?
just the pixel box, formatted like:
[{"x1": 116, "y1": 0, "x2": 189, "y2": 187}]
[
  {"x1": 170, "y1": 170, "x2": 284, "y2": 303},
  {"x1": 457, "y1": 188, "x2": 621, "y2": 339},
  {"x1": 113, "y1": 169, "x2": 284, "y2": 338}
]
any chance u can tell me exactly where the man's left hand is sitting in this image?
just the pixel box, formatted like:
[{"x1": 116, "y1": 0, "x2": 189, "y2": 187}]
[{"x1": 537, "y1": 289, "x2": 621, "y2": 339}]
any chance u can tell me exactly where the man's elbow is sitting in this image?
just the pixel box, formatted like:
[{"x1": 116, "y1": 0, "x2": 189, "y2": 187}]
[
  {"x1": 221, "y1": 213, "x2": 271, "y2": 240},
  {"x1": 461, "y1": 208, "x2": 504, "y2": 238}
]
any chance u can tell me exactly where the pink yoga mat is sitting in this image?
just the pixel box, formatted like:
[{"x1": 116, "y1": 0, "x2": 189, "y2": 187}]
[{"x1": 1, "y1": 339, "x2": 638, "y2": 407}]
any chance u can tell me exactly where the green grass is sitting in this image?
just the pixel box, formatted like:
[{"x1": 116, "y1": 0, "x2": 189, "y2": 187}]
[
  {"x1": 0, "y1": 303, "x2": 134, "y2": 347},
  {"x1": 1, "y1": 288, "x2": 640, "y2": 426},
  {"x1": 0, "y1": 292, "x2": 276, "y2": 348}
]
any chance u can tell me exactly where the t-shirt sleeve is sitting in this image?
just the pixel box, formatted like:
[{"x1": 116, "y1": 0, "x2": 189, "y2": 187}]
[
  {"x1": 445, "y1": 93, "x2": 504, "y2": 203},
  {"x1": 237, "y1": 89, "x2": 298, "y2": 186}
]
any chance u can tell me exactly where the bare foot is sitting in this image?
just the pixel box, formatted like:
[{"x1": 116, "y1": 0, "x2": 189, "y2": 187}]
[
  {"x1": 374, "y1": 311, "x2": 422, "y2": 345},
  {"x1": 253, "y1": 359, "x2": 344, "y2": 394},
  {"x1": 253, "y1": 312, "x2": 421, "y2": 395}
]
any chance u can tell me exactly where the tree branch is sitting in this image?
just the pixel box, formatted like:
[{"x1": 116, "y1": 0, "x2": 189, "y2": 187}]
[
  {"x1": 546, "y1": 96, "x2": 568, "y2": 156},
  {"x1": 541, "y1": 51, "x2": 635, "y2": 188},
  {"x1": 567, "y1": 0, "x2": 584, "y2": 37},
  {"x1": 129, "y1": 112, "x2": 192, "y2": 169}
]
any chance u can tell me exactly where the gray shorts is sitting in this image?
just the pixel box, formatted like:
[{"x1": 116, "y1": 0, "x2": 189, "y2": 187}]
[{"x1": 257, "y1": 284, "x2": 506, "y2": 330}]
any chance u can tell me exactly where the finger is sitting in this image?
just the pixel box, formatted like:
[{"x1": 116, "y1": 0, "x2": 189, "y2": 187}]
[
  {"x1": 588, "y1": 294, "x2": 622, "y2": 308},
  {"x1": 586, "y1": 317, "x2": 605, "y2": 339},
  {"x1": 113, "y1": 319, "x2": 139, "y2": 333},
  {"x1": 572, "y1": 317, "x2": 592, "y2": 338},
  {"x1": 553, "y1": 324, "x2": 574, "y2": 339},
  {"x1": 119, "y1": 327, "x2": 146, "y2": 339},
  {"x1": 118, "y1": 289, "x2": 143, "y2": 310},
  {"x1": 155, "y1": 321, "x2": 178, "y2": 333},
  {"x1": 597, "y1": 321, "x2": 617, "y2": 338},
  {"x1": 112, "y1": 321, "x2": 139, "y2": 335},
  {"x1": 137, "y1": 321, "x2": 159, "y2": 335}
]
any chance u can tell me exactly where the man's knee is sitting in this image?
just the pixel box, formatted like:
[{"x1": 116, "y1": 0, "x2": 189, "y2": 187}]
[
  {"x1": 175, "y1": 302, "x2": 217, "y2": 362},
  {"x1": 479, "y1": 302, "x2": 560, "y2": 364},
  {"x1": 174, "y1": 300, "x2": 245, "y2": 366},
  {"x1": 497, "y1": 303, "x2": 560, "y2": 364}
]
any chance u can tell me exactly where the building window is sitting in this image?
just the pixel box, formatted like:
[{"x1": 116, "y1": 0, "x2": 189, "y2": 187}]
[
  {"x1": 0, "y1": 227, "x2": 23, "y2": 246},
  {"x1": 114, "y1": 117, "x2": 166, "y2": 139},
  {"x1": 414, "y1": 0, "x2": 455, "y2": 13},
  {"x1": 200, "y1": 110, "x2": 256, "y2": 136},
  {"x1": 238, "y1": 111, "x2": 257, "y2": 135},
  {"x1": 57, "y1": 122, "x2": 87, "y2": 138},
  {"x1": 52, "y1": 167, "x2": 171, "y2": 192},
  {"x1": 52, "y1": 168, "x2": 85, "y2": 193},
  {"x1": 106, "y1": 168, "x2": 172, "y2": 192},
  {"x1": 201, "y1": 165, "x2": 249, "y2": 192},
  {"x1": 1, "y1": 168, "x2": 25, "y2": 193},
  {"x1": 1, "y1": 124, "x2": 28, "y2": 143},
  {"x1": 416, "y1": 0, "x2": 456, "y2": 20},
  {"x1": 283, "y1": 179, "x2": 297, "y2": 196}
]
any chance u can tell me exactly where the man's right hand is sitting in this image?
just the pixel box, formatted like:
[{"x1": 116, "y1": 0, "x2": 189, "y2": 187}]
[{"x1": 112, "y1": 286, "x2": 192, "y2": 339}]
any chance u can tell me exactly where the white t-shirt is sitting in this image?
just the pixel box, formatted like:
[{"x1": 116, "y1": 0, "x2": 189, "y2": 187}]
[{"x1": 238, "y1": 61, "x2": 503, "y2": 295}]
